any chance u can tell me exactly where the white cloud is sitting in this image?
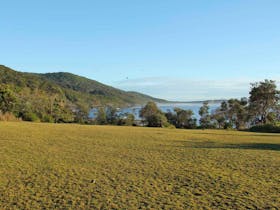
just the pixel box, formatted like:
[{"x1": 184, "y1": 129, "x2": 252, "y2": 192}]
[{"x1": 114, "y1": 77, "x2": 280, "y2": 101}]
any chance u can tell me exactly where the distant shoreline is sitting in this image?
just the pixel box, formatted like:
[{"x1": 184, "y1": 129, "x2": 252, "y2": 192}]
[{"x1": 158, "y1": 99, "x2": 226, "y2": 104}]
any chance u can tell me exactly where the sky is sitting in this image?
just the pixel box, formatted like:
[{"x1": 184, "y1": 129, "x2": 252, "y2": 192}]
[{"x1": 1, "y1": 0, "x2": 280, "y2": 101}]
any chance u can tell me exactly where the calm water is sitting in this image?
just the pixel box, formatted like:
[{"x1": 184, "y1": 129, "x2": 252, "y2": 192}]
[{"x1": 90, "y1": 102, "x2": 220, "y2": 120}]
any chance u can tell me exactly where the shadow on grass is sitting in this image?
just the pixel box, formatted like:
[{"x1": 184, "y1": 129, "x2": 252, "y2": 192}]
[
  {"x1": 176, "y1": 141, "x2": 280, "y2": 151},
  {"x1": 192, "y1": 132, "x2": 280, "y2": 138}
]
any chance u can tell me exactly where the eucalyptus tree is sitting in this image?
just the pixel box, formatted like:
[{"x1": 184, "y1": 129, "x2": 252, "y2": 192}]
[
  {"x1": 249, "y1": 80, "x2": 280, "y2": 125},
  {"x1": 0, "y1": 85, "x2": 17, "y2": 114},
  {"x1": 140, "y1": 102, "x2": 168, "y2": 127},
  {"x1": 199, "y1": 102, "x2": 212, "y2": 128},
  {"x1": 174, "y1": 108, "x2": 197, "y2": 128},
  {"x1": 227, "y1": 98, "x2": 248, "y2": 129}
]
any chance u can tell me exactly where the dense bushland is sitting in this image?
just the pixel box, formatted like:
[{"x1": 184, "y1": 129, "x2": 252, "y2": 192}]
[{"x1": 0, "y1": 65, "x2": 164, "y2": 123}]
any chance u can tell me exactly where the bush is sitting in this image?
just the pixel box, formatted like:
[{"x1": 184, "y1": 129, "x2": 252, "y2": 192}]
[
  {"x1": 146, "y1": 113, "x2": 168, "y2": 127},
  {"x1": 22, "y1": 112, "x2": 40, "y2": 122},
  {"x1": 0, "y1": 112, "x2": 21, "y2": 121},
  {"x1": 42, "y1": 115, "x2": 55, "y2": 123},
  {"x1": 249, "y1": 124, "x2": 280, "y2": 133}
]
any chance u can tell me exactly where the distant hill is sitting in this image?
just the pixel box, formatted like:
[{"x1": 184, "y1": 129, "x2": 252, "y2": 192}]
[
  {"x1": 39, "y1": 71, "x2": 166, "y2": 105},
  {"x1": 0, "y1": 65, "x2": 166, "y2": 122}
]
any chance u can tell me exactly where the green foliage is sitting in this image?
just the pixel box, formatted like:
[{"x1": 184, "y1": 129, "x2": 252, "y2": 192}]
[
  {"x1": 249, "y1": 124, "x2": 280, "y2": 133},
  {"x1": 21, "y1": 111, "x2": 40, "y2": 122},
  {"x1": 227, "y1": 98, "x2": 248, "y2": 129},
  {"x1": 0, "y1": 65, "x2": 164, "y2": 124},
  {"x1": 211, "y1": 101, "x2": 229, "y2": 129},
  {"x1": 140, "y1": 102, "x2": 169, "y2": 127},
  {"x1": 140, "y1": 102, "x2": 160, "y2": 117},
  {"x1": 1, "y1": 65, "x2": 280, "y2": 131},
  {"x1": 41, "y1": 115, "x2": 55, "y2": 123},
  {"x1": 175, "y1": 108, "x2": 197, "y2": 128},
  {"x1": 117, "y1": 113, "x2": 135, "y2": 126},
  {"x1": 0, "y1": 84, "x2": 17, "y2": 114},
  {"x1": 95, "y1": 107, "x2": 107, "y2": 125},
  {"x1": 106, "y1": 106, "x2": 119, "y2": 125},
  {"x1": 249, "y1": 80, "x2": 280, "y2": 124},
  {"x1": 213, "y1": 94, "x2": 280, "y2": 131},
  {"x1": 146, "y1": 112, "x2": 168, "y2": 127},
  {"x1": 199, "y1": 102, "x2": 213, "y2": 128},
  {"x1": 41, "y1": 71, "x2": 165, "y2": 106},
  {"x1": 166, "y1": 108, "x2": 197, "y2": 129},
  {"x1": 123, "y1": 113, "x2": 135, "y2": 126}
]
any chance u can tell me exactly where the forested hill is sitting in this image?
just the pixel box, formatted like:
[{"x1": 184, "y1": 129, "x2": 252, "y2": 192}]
[
  {"x1": 0, "y1": 65, "x2": 165, "y2": 122},
  {"x1": 40, "y1": 72, "x2": 165, "y2": 105}
]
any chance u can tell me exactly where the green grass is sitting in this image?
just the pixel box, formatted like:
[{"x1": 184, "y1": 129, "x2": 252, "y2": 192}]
[{"x1": 1, "y1": 122, "x2": 280, "y2": 209}]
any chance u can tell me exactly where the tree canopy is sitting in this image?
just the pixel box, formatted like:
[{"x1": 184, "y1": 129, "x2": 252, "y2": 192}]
[
  {"x1": 249, "y1": 80, "x2": 280, "y2": 125},
  {"x1": 140, "y1": 102, "x2": 168, "y2": 127}
]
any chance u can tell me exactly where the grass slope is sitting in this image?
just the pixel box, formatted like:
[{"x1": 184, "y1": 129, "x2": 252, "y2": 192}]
[{"x1": 1, "y1": 122, "x2": 280, "y2": 209}]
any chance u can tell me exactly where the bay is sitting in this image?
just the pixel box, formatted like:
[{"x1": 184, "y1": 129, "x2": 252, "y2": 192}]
[{"x1": 90, "y1": 102, "x2": 221, "y2": 120}]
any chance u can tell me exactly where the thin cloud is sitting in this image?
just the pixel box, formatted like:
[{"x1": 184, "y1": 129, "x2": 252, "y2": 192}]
[{"x1": 114, "y1": 77, "x2": 280, "y2": 101}]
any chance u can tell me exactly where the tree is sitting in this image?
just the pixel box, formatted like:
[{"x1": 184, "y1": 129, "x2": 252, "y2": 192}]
[
  {"x1": 165, "y1": 110, "x2": 177, "y2": 127},
  {"x1": 211, "y1": 110, "x2": 226, "y2": 129},
  {"x1": 199, "y1": 102, "x2": 212, "y2": 128},
  {"x1": 227, "y1": 99, "x2": 248, "y2": 129},
  {"x1": 106, "y1": 106, "x2": 119, "y2": 125},
  {"x1": 0, "y1": 85, "x2": 17, "y2": 114},
  {"x1": 74, "y1": 103, "x2": 90, "y2": 124},
  {"x1": 140, "y1": 102, "x2": 160, "y2": 118},
  {"x1": 249, "y1": 80, "x2": 280, "y2": 125},
  {"x1": 118, "y1": 113, "x2": 135, "y2": 126},
  {"x1": 124, "y1": 113, "x2": 135, "y2": 126},
  {"x1": 140, "y1": 102, "x2": 168, "y2": 127},
  {"x1": 95, "y1": 107, "x2": 107, "y2": 125},
  {"x1": 51, "y1": 98, "x2": 74, "y2": 123},
  {"x1": 173, "y1": 108, "x2": 196, "y2": 129},
  {"x1": 221, "y1": 101, "x2": 228, "y2": 112},
  {"x1": 146, "y1": 113, "x2": 168, "y2": 127}
]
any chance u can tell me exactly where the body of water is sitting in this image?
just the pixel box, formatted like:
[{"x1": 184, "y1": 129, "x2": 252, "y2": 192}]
[{"x1": 90, "y1": 102, "x2": 220, "y2": 120}]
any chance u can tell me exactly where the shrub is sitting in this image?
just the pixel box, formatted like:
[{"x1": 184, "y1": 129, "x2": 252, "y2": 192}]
[
  {"x1": 249, "y1": 124, "x2": 280, "y2": 133},
  {"x1": 22, "y1": 112, "x2": 40, "y2": 122},
  {"x1": 0, "y1": 112, "x2": 21, "y2": 121},
  {"x1": 42, "y1": 115, "x2": 55, "y2": 123}
]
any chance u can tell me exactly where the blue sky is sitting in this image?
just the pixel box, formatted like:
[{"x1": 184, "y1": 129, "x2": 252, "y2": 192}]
[{"x1": 1, "y1": 0, "x2": 280, "y2": 100}]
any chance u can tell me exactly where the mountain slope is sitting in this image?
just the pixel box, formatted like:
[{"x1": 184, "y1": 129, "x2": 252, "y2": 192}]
[
  {"x1": 0, "y1": 65, "x2": 166, "y2": 122},
  {"x1": 40, "y1": 72, "x2": 166, "y2": 105}
]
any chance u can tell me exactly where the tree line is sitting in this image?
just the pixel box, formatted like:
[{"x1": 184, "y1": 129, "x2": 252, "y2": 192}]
[
  {"x1": 93, "y1": 80, "x2": 280, "y2": 132},
  {"x1": 1, "y1": 79, "x2": 280, "y2": 132}
]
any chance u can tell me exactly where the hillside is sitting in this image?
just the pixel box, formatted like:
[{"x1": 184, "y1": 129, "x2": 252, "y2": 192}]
[
  {"x1": 40, "y1": 71, "x2": 166, "y2": 105},
  {"x1": 0, "y1": 65, "x2": 165, "y2": 122}
]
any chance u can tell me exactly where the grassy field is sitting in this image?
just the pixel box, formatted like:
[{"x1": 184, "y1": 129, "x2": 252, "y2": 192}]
[{"x1": 1, "y1": 122, "x2": 280, "y2": 209}]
